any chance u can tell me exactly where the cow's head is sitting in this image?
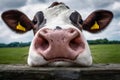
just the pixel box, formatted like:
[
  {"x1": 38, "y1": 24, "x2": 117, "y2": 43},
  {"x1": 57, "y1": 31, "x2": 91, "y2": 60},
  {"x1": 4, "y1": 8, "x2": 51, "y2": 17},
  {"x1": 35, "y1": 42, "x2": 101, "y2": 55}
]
[{"x1": 1, "y1": 2, "x2": 113, "y2": 67}]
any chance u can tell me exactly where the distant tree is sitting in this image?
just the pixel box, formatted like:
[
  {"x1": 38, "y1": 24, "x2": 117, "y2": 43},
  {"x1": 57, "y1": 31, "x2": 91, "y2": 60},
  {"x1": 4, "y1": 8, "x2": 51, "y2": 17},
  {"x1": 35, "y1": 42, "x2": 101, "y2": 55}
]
[
  {"x1": 88, "y1": 38, "x2": 120, "y2": 45},
  {"x1": 0, "y1": 43, "x2": 7, "y2": 48},
  {"x1": 8, "y1": 42, "x2": 20, "y2": 47}
]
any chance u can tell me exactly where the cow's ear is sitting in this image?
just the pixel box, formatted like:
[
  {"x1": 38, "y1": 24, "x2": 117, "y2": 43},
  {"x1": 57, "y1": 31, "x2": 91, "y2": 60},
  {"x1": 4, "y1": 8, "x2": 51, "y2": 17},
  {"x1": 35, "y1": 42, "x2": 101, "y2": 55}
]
[
  {"x1": 2, "y1": 10, "x2": 34, "y2": 33},
  {"x1": 82, "y1": 10, "x2": 113, "y2": 33}
]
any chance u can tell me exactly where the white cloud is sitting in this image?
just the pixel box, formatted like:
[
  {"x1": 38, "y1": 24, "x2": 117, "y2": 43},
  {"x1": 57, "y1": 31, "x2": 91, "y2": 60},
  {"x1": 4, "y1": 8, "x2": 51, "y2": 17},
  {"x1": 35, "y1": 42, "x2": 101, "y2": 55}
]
[
  {"x1": 0, "y1": 0, "x2": 27, "y2": 11},
  {"x1": 19, "y1": 3, "x2": 48, "y2": 19},
  {"x1": 112, "y1": 1, "x2": 120, "y2": 10},
  {"x1": 0, "y1": 0, "x2": 120, "y2": 43}
]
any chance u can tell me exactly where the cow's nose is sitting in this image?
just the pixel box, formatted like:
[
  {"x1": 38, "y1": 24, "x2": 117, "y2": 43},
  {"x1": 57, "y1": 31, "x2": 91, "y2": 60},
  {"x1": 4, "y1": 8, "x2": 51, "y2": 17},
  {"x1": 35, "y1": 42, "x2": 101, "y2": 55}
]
[{"x1": 34, "y1": 28, "x2": 85, "y2": 61}]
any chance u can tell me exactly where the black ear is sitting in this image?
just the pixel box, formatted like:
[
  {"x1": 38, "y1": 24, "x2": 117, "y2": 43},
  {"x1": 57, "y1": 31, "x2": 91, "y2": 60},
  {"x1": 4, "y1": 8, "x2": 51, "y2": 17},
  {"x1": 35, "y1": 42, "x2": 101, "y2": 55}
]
[
  {"x1": 82, "y1": 10, "x2": 113, "y2": 33},
  {"x1": 2, "y1": 10, "x2": 34, "y2": 33}
]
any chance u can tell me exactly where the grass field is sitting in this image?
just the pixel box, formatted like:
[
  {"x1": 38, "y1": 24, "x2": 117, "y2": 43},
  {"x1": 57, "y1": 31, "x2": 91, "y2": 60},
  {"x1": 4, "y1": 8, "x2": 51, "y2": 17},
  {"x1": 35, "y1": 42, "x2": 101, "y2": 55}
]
[
  {"x1": 91, "y1": 44, "x2": 120, "y2": 63},
  {"x1": 0, "y1": 47, "x2": 29, "y2": 64},
  {"x1": 0, "y1": 44, "x2": 120, "y2": 64}
]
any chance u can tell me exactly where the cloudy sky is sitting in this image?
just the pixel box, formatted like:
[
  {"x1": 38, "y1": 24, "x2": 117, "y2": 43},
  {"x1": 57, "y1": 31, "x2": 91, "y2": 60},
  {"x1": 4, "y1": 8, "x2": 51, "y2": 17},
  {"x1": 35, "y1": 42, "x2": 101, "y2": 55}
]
[{"x1": 0, "y1": 0, "x2": 120, "y2": 43}]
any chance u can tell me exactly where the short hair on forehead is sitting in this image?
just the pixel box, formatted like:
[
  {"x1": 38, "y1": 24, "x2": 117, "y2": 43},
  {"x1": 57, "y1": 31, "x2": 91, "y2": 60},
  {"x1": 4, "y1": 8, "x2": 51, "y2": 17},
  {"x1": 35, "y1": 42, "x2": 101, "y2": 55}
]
[{"x1": 48, "y1": 2, "x2": 69, "y2": 9}]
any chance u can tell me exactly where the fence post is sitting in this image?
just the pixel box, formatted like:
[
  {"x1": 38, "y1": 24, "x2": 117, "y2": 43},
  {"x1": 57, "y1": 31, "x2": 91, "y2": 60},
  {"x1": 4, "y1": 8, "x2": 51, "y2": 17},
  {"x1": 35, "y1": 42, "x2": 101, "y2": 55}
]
[{"x1": 0, "y1": 64, "x2": 120, "y2": 80}]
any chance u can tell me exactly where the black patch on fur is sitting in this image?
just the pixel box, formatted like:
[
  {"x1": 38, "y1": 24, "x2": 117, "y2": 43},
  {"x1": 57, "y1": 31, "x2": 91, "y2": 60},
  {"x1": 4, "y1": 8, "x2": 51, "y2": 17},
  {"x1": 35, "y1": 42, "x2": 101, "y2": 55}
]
[
  {"x1": 70, "y1": 11, "x2": 83, "y2": 30},
  {"x1": 48, "y1": 2, "x2": 69, "y2": 9},
  {"x1": 33, "y1": 11, "x2": 44, "y2": 25},
  {"x1": 55, "y1": 26, "x2": 62, "y2": 30},
  {"x1": 32, "y1": 11, "x2": 46, "y2": 34}
]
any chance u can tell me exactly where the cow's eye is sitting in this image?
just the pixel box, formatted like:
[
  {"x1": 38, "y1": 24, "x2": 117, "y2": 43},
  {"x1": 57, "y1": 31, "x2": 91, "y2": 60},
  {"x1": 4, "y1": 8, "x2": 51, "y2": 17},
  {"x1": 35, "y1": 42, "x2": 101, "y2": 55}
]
[
  {"x1": 70, "y1": 11, "x2": 83, "y2": 25},
  {"x1": 32, "y1": 11, "x2": 44, "y2": 25},
  {"x1": 32, "y1": 19, "x2": 37, "y2": 25},
  {"x1": 79, "y1": 19, "x2": 83, "y2": 24}
]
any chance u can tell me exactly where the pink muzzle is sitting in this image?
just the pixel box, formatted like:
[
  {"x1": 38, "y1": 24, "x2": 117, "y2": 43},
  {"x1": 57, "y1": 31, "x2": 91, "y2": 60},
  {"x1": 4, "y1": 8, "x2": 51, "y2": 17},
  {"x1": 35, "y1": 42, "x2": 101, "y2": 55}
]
[{"x1": 34, "y1": 28, "x2": 85, "y2": 61}]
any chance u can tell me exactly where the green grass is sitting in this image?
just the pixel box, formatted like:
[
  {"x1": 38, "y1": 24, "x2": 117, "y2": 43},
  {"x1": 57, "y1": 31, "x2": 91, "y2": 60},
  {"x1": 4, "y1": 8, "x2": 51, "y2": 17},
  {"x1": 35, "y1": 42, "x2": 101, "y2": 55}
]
[
  {"x1": 0, "y1": 47, "x2": 29, "y2": 64},
  {"x1": 90, "y1": 44, "x2": 120, "y2": 63},
  {"x1": 0, "y1": 44, "x2": 120, "y2": 64}
]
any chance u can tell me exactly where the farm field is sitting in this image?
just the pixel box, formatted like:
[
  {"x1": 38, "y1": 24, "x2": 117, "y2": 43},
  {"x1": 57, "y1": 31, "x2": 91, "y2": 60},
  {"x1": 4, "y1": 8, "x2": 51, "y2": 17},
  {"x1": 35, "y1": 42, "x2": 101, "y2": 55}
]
[
  {"x1": 91, "y1": 44, "x2": 120, "y2": 63},
  {"x1": 0, "y1": 47, "x2": 29, "y2": 64},
  {"x1": 0, "y1": 44, "x2": 120, "y2": 64}
]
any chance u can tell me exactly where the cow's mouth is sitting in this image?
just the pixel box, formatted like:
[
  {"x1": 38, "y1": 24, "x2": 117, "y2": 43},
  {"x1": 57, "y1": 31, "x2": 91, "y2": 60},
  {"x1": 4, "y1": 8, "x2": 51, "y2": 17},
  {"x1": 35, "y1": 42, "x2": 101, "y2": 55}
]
[
  {"x1": 40, "y1": 60, "x2": 83, "y2": 67},
  {"x1": 46, "y1": 61, "x2": 76, "y2": 67}
]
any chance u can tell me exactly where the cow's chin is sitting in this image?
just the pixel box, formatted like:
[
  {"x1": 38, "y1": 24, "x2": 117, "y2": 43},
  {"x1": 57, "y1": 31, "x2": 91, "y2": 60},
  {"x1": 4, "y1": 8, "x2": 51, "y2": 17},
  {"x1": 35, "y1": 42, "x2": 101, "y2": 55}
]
[
  {"x1": 28, "y1": 57, "x2": 82, "y2": 67},
  {"x1": 27, "y1": 53, "x2": 77, "y2": 67},
  {"x1": 28, "y1": 48, "x2": 92, "y2": 67}
]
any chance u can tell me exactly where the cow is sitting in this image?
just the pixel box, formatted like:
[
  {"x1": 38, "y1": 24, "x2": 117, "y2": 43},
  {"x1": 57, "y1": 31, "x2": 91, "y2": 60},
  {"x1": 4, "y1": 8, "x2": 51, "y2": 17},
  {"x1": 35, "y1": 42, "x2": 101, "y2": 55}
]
[{"x1": 1, "y1": 2, "x2": 113, "y2": 67}]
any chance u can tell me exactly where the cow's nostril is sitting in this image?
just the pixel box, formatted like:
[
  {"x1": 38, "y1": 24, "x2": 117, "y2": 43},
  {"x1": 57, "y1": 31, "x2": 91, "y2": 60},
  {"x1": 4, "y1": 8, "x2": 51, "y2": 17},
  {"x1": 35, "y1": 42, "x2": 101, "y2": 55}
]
[
  {"x1": 69, "y1": 36, "x2": 85, "y2": 51},
  {"x1": 35, "y1": 35, "x2": 49, "y2": 51}
]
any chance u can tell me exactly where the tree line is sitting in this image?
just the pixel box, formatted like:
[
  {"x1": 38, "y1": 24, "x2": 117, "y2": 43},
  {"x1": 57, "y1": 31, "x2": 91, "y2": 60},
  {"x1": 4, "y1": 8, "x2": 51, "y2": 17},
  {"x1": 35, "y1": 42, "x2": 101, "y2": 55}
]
[
  {"x1": 0, "y1": 42, "x2": 31, "y2": 48},
  {"x1": 88, "y1": 38, "x2": 120, "y2": 45},
  {"x1": 0, "y1": 38, "x2": 120, "y2": 48}
]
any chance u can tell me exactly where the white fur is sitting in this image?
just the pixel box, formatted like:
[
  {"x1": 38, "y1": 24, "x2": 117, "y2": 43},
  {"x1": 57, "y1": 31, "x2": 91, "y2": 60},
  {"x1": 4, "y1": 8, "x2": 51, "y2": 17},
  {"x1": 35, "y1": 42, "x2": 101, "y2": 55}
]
[
  {"x1": 43, "y1": 4, "x2": 75, "y2": 29},
  {"x1": 28, "y1": 3, "x2": 92, "y2": 66}
]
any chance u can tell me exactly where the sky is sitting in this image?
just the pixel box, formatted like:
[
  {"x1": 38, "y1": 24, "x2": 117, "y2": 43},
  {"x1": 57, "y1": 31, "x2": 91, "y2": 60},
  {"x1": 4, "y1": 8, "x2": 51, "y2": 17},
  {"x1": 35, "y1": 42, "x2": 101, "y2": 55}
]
[{"x1": 0, "y1": 0, "x2": 120, "y2": 43}]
